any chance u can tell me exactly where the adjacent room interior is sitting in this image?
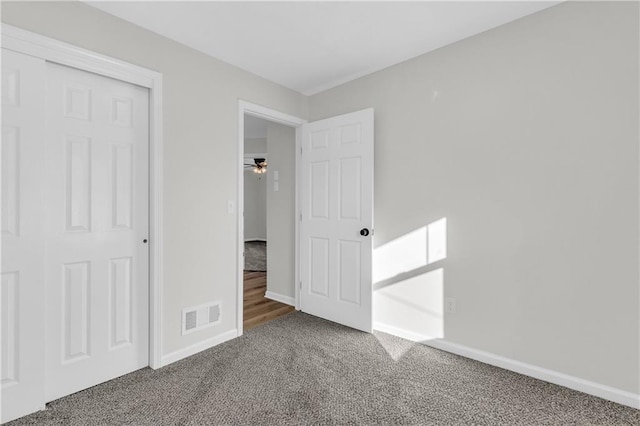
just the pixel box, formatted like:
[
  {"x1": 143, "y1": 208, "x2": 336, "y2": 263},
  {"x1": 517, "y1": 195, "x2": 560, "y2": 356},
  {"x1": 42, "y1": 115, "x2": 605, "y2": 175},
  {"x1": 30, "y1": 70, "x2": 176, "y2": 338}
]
[
  {"x1": 242, "y1": 114, "x2": 295, "y2": 330},
  {"x1": 1, "y1": 1, "x2": 639, "y2": 424}
]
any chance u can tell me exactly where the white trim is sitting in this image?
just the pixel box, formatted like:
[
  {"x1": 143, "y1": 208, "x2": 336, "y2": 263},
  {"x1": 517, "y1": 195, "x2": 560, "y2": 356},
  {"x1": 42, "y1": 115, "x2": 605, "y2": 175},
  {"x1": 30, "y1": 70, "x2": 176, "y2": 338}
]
[
  {"x1": 240, "y1": 101, "x2": 306, "y2": 127},
  {"x1": 373, "y1": 322, "x2": 435, "y2": 343},
  {"x1": 237, "y1": 101, "x2": 306, "y2": 337},
  {"x1": 2, "y1": 25, "x2": 158, "y2": 88},
  {"x1": 237, "y1": 108, "x2": 245, "y2": 336},
  {"x1": 294, "y1": 125, "x2": 302, "y2": 312},
  {"x1": 244, "y1": 238, "x2": 267, "y2": 242},
  {"x1": 374, "y1": 322, "x2": 640, "y2": 410},
  {"x1": 148, "y1": 71, "x2": 164, "y2": 371},
  {"x1": 2, "y1": 24, "x2": 164, "y2": 370},
  {"x1": 265, "y1": 291, "x2": 296, "y2": 307},
  {"x1": 161, "y1": 330, "x2": 238, "y2": 367}
]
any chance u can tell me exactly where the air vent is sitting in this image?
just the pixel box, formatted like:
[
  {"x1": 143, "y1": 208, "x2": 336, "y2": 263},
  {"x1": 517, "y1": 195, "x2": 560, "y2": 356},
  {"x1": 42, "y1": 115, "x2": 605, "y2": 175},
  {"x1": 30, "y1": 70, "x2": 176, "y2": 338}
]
[
  {"x1": 182, "y1": 301, "x2": 221, "y2": 335},
  {"x1": 185, "y1": 311, "x2": 197, "y2": 331},
  {"x1": 209, "y1": 305, "x2": 220, "y2": 323}
]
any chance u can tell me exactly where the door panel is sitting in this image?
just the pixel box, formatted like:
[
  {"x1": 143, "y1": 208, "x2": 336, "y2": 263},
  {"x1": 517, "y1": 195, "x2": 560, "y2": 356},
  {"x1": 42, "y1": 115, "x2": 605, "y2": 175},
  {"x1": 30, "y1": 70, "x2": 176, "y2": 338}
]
[
  {"x1": 300, "y1": 109, "x2": 374, "y2": 332},
  {"x1": 44, "y1": 63, "x2": 149, "y2": 402},
  {"x1": 1, "y1": 49, "x2": 47, "y2": 423}
]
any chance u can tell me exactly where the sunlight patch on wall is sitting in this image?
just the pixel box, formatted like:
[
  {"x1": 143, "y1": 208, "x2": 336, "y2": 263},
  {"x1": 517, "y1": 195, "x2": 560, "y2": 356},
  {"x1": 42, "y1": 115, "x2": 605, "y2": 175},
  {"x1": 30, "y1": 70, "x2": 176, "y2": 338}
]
[
  {"x1": 427, "y1": 217, "x2": 447, "y2": 264},
  {"x1": 373, "y1": 226, "x2": 427, "y2": 283},
  {"x1": 373, "y1": 218, "x2": 447, "y2": 283},
  {"x1": 374, "y1": 268, "x2": 445, "y2": 360},
  {"x1": 372, "y1": 218, "x2": 447, "y2": 357}
]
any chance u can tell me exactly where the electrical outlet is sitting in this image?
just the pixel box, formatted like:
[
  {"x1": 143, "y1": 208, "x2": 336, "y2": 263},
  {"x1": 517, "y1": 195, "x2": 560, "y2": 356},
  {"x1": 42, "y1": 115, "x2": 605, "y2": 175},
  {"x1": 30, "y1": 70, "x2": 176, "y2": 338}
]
[{"x1": 445, "y1": 297, "x2": 456, "y2": 314}]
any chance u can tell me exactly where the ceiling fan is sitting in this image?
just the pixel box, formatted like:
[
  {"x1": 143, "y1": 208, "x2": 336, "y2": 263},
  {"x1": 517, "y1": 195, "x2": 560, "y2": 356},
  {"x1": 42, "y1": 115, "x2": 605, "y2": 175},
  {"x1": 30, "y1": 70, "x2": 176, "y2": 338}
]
[{"x1": 244, "y1": 157, "x2": 267, "y2": 174}]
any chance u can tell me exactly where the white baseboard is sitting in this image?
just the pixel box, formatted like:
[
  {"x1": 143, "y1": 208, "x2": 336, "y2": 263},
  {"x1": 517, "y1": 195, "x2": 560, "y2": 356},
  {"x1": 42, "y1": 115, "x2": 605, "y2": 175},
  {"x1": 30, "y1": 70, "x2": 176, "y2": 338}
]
[
  {"x1": 374, "y1": 322, "x2": 436, "y2": 343},
  {"x1": 265, "y1": 290, "x2": 295, "y2": 306},
  {"x1": 373, "y1": 322, "x2": 640, "y2": 409},
  {"x1": 161, "y1": 329, "x2": 238, "y2": 367}
]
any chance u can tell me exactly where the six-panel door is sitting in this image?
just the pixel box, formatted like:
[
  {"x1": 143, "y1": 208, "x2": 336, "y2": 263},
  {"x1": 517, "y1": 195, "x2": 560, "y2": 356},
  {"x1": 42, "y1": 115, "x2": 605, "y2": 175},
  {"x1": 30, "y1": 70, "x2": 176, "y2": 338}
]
[
  {"x1": 1, "y1": 48, "x2": 47, "y2": 424},
  {"x1": 300, "y1": 109, "x2": 374, "y2": 332},
  {"x1": 44, "y1": 63, "x2": 150, "y2": 402}
]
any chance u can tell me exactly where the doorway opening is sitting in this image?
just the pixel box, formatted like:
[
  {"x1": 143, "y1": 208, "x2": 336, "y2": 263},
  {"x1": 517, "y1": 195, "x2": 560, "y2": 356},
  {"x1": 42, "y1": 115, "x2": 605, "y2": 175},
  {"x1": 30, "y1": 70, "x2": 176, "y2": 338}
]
[
  {"x1": 238, "y1": 103, "x2": 305, "y2": 334},
  {"x1": 242, "y1": 115, "x2": 293, "y2": 330}
]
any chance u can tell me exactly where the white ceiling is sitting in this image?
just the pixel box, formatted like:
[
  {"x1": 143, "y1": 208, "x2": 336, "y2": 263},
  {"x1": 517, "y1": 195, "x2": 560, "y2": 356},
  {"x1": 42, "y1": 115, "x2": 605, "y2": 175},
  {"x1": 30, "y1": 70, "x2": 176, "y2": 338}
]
[{"x1": 88, "y1": 1, "x2": 560, "y2": 95}]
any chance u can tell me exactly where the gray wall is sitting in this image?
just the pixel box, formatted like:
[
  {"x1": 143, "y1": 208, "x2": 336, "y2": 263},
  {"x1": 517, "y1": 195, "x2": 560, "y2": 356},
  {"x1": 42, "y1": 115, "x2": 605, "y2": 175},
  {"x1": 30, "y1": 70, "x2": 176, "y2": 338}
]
[
  {"x1": 309, "y1": 1, "x2": 639, "y2": 393},
  {"x1": 266, "y1": 122, "x2": 296, "y2": 299},
  {"x1": 243, "y1": 172, "x2": 266, "y2": 241},
  {"x1": 244, "y1": 138, "x2": 267, "y2": 241},
  {"x1": 1, "y1": 1, "x2": 308, "y2": 355},
  {"x1": 244, "y1": 137, "x2": 267, "y2": 156}
]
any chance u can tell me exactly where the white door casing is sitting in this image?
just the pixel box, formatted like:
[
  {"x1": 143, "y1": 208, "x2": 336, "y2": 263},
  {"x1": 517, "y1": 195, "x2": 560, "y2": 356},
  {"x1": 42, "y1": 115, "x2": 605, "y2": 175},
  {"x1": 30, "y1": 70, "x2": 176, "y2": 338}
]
[
  {"x1": 44, "y1": 62, "x2": 150, "y2": 402},
  {"x1": 300, "y1": 108, "x2": 374, "y2": 332},
  {"x1": 1, "y1": 49, "x2": 48, "y2": 424}
]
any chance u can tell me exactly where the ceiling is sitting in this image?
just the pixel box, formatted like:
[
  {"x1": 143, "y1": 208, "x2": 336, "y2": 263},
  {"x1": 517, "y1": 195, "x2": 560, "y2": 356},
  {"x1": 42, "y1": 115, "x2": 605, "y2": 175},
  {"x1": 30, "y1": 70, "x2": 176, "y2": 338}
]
[{"x1": 88, "y1": 1, "x2": 560, "y2": 95}]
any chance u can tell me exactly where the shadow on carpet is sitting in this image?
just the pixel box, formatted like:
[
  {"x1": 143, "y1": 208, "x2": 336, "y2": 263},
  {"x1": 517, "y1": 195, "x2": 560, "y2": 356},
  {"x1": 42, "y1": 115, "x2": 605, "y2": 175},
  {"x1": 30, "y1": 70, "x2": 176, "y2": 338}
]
[{"x1": 10, "y1": 313, "x2": 640, "y2": 425}]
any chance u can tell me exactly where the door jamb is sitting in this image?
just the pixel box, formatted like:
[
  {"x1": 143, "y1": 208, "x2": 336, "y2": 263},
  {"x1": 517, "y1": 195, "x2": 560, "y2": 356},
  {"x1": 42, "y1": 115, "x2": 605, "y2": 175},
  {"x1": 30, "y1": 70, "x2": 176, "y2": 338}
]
[
  {"x1": 237, "y1": 100, "x2": 306, "y2": 335},
  {"x1": 2, "y1": 24, "x2": 165, "y2": 369}
]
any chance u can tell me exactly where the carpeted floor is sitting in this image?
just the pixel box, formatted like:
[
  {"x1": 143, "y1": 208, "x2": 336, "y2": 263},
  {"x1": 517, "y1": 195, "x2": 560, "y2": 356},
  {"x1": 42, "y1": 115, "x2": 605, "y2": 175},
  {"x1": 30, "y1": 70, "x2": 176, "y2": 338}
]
[
  {"x1": 244, "y1": 240, "x2": 267, "y2": 271},
  {"x1": 10, "y1": 313, "x2": 639, "y2": 425}
]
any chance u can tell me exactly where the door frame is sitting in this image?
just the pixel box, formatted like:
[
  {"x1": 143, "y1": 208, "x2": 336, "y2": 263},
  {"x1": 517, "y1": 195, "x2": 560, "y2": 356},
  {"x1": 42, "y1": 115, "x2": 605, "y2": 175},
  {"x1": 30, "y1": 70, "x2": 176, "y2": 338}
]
[
  {"x1": 237, "y1": 101, "x2": 306, "y2": 335},
  {"x1": 2, "y1": 24, "x2": 165, "y2": 369}
]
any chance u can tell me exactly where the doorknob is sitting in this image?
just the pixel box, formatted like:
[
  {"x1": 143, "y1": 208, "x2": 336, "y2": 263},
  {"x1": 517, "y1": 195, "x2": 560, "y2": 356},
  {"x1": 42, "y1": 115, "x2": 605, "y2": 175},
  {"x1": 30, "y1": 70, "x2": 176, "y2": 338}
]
[{"x1": 360, "y1": 228, "x2": 370, "y2": 237}]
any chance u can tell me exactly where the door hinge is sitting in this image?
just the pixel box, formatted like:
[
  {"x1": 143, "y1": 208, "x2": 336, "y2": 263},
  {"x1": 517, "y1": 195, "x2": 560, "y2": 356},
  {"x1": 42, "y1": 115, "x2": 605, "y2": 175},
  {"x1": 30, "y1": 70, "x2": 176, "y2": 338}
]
[
  {"x1": 299, "y1": 280, "x2": 302, "y2": 289},
  {"x1": 299, "y1": 212, "x2": 302, "y2": 221},
  {"x1": 300, "y1": 146, "x2": 303, "y2": 155}
]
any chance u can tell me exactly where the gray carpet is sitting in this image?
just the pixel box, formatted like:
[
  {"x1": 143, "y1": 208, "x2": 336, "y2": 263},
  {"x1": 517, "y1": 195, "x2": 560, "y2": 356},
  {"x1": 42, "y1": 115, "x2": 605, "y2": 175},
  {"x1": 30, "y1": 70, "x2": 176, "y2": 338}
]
[
  {"x1": 244, "y1": 240, "x2": 266, "y2": 271},
  {"x1": 10, "y1": 313, "x2": 639, "y2": 425}
]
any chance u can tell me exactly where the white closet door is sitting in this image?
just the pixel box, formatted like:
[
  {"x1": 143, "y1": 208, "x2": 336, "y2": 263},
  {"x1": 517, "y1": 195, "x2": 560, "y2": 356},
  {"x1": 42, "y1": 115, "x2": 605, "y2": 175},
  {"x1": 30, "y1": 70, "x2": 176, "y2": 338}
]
[
  {"x1": 1, "y1": 49, "x2": 47, "y2": 424},
  {"x1": 44, "y1": 63, "x2": 149, "y2": 402}
]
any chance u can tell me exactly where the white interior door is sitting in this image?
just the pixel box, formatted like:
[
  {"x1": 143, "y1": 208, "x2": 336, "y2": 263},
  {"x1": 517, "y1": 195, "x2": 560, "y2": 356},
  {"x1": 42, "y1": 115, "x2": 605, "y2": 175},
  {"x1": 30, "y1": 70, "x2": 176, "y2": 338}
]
[
  {"x1": 44, "y1": 63, "x2": 149, "y2": 402},
  {"x1": 300, "y1": 108, "x2": 374, "y2": 332},
  {"x1": 1, "y1": 49, "x2": 47, "y2": 424}
]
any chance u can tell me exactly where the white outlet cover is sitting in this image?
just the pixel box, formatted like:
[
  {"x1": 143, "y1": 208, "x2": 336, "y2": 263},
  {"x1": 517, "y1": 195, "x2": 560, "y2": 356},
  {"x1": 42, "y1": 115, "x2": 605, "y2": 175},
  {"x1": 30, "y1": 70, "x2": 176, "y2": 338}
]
[{"x1": 445, "y1": 297, "x2": 456, "y2": 314}]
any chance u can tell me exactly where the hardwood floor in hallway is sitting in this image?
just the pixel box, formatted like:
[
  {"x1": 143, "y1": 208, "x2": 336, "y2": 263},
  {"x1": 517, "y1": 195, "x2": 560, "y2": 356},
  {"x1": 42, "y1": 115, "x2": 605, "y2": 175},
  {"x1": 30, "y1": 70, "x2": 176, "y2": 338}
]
[{"x1": 243, "y1": 271, "x2": 295, "y2": 330}]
